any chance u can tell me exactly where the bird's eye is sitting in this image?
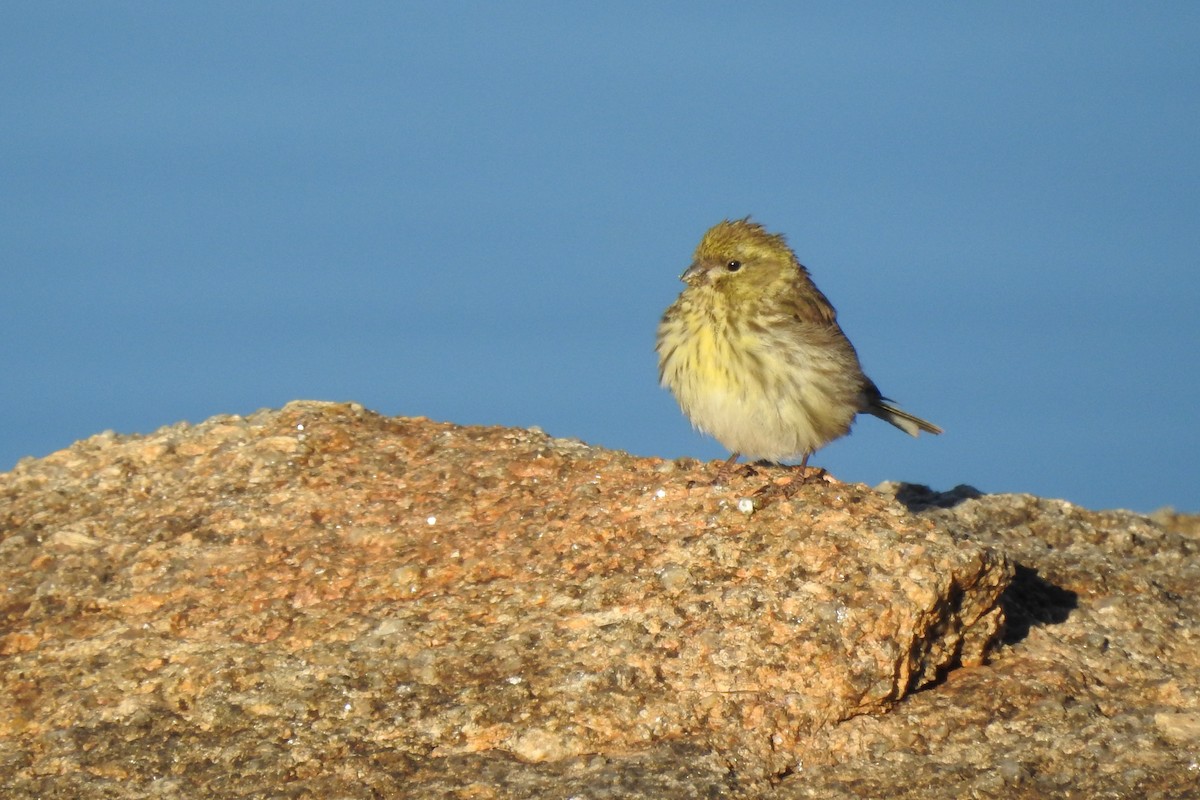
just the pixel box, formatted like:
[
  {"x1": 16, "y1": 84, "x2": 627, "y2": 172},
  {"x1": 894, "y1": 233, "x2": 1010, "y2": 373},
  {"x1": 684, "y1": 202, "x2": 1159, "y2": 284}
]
[{"x1": 726, "y1": 260, "x2": 742, "y2": 272}]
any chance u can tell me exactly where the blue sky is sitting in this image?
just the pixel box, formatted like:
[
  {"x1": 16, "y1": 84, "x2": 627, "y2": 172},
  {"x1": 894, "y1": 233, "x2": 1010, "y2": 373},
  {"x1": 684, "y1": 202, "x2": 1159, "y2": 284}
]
[{"x1": 3, "y1": 4, "x2": 1197, "y2": 513}]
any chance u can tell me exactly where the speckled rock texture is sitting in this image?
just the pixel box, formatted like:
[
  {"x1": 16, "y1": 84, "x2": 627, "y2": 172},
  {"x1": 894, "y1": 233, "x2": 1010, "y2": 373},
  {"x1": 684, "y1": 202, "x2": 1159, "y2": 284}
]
[{"x1": 0, "y1": 402, "x2": 1194, "y2": 798}]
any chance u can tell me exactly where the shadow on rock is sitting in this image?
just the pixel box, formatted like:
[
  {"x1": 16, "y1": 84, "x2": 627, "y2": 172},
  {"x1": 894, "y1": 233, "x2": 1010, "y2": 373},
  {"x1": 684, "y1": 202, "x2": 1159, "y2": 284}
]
[
  {"x1": 890, "y1": 483, "x2": 984, "y2": 512},
  {"x1": 1000, "y1": 563, "x2": 1078, "y2": 644},
  {"x1": 887, "y1": 482, "x2": 1080, "y2": 644}
]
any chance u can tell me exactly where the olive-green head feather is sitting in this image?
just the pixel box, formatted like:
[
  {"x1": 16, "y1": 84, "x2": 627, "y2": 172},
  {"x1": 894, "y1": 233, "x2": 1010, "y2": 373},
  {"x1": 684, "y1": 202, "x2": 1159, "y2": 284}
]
[
  {"x1": 680, "y1": 217, "x2": 837, "y2": 325},
  {"x1": 694, "y1": 218, "x2": 792, "y2": 265},
  {"x1": 681, "y1": 217, "x2": 801, "y2": 292}
]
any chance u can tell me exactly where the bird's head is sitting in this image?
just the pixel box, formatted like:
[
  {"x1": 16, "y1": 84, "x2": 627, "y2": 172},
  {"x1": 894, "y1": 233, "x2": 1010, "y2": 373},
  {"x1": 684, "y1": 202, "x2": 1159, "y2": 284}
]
[{"x1": 681, "y1": 218, "x2": 802, "y2": 298}]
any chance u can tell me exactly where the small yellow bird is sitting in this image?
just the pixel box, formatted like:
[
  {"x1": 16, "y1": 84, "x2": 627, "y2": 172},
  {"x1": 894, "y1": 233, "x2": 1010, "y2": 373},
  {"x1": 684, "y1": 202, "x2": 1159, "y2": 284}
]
[{"x1": 656, "y1": 218, "x2": 942, "y2": 470}]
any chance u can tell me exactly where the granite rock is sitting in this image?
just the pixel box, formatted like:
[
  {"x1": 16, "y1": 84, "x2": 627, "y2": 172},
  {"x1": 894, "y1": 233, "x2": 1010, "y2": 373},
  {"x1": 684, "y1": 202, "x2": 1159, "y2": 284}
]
[{"x1": 0, "y1": 402, "x2": 1194, "y2": 798}]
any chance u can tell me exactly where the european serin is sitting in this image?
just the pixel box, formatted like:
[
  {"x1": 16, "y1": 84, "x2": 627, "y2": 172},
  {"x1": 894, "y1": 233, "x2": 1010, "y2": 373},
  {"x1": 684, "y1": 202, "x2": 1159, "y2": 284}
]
[{"x1": 656, "y1": 218, "x2": 941, "y2": 470}]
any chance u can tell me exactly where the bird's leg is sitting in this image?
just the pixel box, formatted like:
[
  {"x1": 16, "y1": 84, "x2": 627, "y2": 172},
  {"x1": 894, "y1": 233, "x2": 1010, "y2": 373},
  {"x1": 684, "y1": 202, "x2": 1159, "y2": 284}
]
[
  {"x1": 710, "y1": 452, "x2": 742, "y2": 486},
  {"x1": 796, "y1": 452, "x2": 828, "y2": 483}
]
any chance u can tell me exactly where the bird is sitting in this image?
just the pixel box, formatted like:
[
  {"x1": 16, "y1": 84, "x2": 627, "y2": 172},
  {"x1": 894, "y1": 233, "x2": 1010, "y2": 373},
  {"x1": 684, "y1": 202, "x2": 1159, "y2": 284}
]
[{"x1": 656, "y1": 218, "x2": 941, "y2": 473}]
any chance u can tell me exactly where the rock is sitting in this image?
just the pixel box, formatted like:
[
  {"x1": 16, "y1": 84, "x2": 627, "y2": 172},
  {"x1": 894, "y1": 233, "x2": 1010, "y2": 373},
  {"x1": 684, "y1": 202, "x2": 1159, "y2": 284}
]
[{"x1": 0, "y1": 402, "x2": 1195, "y2": 798}]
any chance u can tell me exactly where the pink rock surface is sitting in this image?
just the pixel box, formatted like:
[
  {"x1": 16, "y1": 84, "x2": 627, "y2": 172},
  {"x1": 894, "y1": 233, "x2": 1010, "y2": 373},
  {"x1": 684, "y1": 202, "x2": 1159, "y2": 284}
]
[{"x1": 1, "y1": 402, "x2": 1193, "y2": 798}]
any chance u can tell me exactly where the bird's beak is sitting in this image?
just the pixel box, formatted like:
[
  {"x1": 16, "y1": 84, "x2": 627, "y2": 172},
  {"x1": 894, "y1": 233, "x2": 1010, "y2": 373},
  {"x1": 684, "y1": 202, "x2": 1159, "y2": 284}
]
[{"x1": 680, "y1": 261, "x2": 704, "y2": 283}]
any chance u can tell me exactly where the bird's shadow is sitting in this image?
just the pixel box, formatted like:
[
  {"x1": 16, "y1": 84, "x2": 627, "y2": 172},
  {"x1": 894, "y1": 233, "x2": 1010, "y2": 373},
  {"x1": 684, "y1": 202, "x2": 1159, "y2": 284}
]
[
  {"x1": 890, "y1": 482, "x2": 985, "y2": 511},
  {"x1": 890, "y1": 482, "x2": 1078, "y2": 646}
]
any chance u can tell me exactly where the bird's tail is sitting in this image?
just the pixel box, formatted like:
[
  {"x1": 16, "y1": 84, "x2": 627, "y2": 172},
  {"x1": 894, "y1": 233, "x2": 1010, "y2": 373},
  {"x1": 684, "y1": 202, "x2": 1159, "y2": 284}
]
[{"x1": 868, "y1": 399, "x2": 943, "y2": 437}]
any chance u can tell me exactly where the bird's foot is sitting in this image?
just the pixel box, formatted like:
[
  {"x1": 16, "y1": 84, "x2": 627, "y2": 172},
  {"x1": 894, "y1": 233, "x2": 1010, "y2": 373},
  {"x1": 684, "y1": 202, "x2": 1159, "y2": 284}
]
[
  {"x1": 751, "y1": 462, "x2": 824, "y2": 501},
  {"x1": 708, "y1": 453, "x2": 753, "y2": 486}
]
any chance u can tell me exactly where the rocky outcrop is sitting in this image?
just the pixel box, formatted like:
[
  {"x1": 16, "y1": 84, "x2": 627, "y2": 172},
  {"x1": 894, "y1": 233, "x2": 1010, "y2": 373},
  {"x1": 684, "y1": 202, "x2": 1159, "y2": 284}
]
[{"x1": 1, "y1": 402, "x2": 1195, "y2": 798}]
